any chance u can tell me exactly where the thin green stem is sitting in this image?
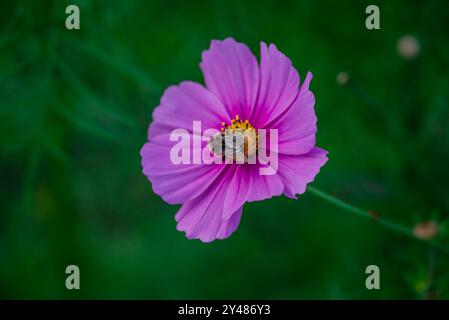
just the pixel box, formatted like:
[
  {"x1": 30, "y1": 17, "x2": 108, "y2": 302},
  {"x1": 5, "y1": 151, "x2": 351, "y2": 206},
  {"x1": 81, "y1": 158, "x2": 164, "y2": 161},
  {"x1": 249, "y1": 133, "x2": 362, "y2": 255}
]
[{"x1": 308, "y1": 186, "x2": 449, "y2": 258}]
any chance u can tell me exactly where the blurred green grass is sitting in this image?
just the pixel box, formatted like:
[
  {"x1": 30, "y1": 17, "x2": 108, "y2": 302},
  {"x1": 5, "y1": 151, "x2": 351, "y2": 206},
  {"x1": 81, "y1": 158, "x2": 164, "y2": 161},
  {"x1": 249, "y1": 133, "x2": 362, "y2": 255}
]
[{"x1": 1, "y1": 0, "x2": 449, "y2": 299}]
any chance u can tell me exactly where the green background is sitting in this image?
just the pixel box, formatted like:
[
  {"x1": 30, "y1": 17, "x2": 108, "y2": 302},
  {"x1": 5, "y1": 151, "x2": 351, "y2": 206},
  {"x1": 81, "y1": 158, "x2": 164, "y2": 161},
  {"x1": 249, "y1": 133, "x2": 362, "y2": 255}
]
[{"x1": 1, "y1": 0, "x2": 449, "y2": 299}]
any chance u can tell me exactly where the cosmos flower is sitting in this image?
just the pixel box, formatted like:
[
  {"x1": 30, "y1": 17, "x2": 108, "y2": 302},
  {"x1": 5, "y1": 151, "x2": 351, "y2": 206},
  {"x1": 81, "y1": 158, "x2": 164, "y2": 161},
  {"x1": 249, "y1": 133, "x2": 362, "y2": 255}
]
[{"x1": 140, "y1": 38, "x2": 328, "y2": 242}]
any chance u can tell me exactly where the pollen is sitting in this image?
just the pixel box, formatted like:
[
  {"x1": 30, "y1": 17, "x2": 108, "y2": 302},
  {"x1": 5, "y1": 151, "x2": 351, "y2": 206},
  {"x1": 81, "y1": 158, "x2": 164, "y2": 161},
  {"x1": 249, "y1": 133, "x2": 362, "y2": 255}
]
[{"x1": 220, "y1": 115, "x2": 254, "y2": 131}]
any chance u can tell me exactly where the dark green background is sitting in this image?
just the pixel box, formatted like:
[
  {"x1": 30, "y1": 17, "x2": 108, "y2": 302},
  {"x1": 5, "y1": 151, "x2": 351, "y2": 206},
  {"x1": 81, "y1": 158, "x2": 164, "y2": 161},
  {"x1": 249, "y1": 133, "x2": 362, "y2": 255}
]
[{"x1": 1, "y1": 0, "x2": 449, "y2": 299}]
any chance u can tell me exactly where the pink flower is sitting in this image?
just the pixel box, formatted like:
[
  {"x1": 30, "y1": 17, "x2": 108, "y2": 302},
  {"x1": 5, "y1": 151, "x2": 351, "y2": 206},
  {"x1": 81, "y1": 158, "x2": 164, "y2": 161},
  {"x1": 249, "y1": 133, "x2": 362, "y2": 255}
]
[{"x1": 140, "y1": 38, "x2": 328, "y2": 242}]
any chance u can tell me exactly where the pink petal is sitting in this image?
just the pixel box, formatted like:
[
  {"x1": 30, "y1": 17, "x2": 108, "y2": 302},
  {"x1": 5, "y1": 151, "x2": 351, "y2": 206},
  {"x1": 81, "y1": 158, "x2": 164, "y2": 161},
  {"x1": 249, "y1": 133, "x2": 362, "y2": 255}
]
[
  {"x1": 141, "y1": 80, "x2": 231, "y2": 205},
  {"x1": 253, "y1": 42, "x2": 300, "y2": 128},
  {"x1": 200, "y1": 38, "x2": 259, "y2": 120},
  {"x1": 222, "y1": 166, "x2": 251, "y2": 219},
  {"x1": 175, "y1": 167, "x2": 244, "y2": 242},
  {"x1": 246, "y1": 166, "x2": 285, "y2": 202},
  {"x1": 140, "y1": 142, "x2": 226, "y2": 204},
  {"x1": 269, "y1": 72, "x2": 317, "y2": 155},
  {"x1": 222, "y1": 165, "x2": 284, "y2": 219},
  {"x1": 148, "y1": 81, "x2": 228, "y2": 140},
  {"x1": 217, "y1": 207, "x2": 243, "y2": 240},
  {"x1": 277, "y1": 147, "x2": 328, "y2": 198}
]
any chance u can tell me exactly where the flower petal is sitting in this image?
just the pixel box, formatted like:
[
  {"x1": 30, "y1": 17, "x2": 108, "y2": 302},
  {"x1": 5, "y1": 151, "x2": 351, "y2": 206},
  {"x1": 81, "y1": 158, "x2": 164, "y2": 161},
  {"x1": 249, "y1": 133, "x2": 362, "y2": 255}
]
[
  {"x1": 221, "y1": 165, "x2": 284, "y2": 219},
  {"x1": 246, "y1": 166, "x2": 285, "y2": 202},
  {"x1": 148, "y1": 81, "x2": 228, "y2": 140},
  {"x1": 277, "y1": 147, "x2": 328, "y2": 198},
  {"x1": 270, "y1": 72, "x2": 317, "y2": 155},
  {"x1": 222, "y1": 166, "x2": 250, "y2": 219},
  {"x1": 175, "y1": 167, "x2": 244, "y2": 242},
  {"x1": 142, "y1": 80, "x2": 231, "y2": 205},
  {"x1": 140, "y1": 142, "x2": 225, "y2": 204},
  {"x1": 216, "y1": 207, "x2": 243, "y2": 240},
  {"x1": 200, "y1": 38, "x2": 259, "y2": 120},
  {"x1": 253, "y1": 42, "x2": 300, "y2": 128}
]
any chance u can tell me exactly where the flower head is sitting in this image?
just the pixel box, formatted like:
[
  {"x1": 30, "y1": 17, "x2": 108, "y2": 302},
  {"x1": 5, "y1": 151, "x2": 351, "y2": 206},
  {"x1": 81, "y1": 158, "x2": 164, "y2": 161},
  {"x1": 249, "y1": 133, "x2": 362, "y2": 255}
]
[
  {"x1": 336, "y1": 71, "x2": 349, "y2": 85},
  {"x1": 397, "y1": 35, "x2": 420, "y2": 60},
  {"x1": 140, "y1": 38, "x2": 328, "y2": 242},
  {"x1": 413, "y1": 221, "x2": 439, "y2": 241}
]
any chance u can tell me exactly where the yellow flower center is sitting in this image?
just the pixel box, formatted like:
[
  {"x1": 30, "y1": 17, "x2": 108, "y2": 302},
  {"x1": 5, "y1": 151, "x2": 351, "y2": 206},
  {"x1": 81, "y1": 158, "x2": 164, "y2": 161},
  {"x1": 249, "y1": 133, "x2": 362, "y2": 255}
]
[{"x1": 220, "y1": 114, "x2": 254, "y2": 131}]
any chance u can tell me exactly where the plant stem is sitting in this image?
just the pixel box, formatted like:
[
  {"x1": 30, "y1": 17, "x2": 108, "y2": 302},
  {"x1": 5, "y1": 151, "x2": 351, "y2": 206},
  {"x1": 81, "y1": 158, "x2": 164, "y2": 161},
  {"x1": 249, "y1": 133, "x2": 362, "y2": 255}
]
[{"x1": 307, "y1": 186, "x2": 449, "y2": 258}]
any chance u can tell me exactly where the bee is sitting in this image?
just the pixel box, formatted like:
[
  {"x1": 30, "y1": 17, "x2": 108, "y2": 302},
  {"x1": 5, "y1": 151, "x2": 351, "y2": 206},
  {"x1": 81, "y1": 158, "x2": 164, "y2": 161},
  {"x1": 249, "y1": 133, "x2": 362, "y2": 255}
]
[{"x1": 208, "y1": 127, "x2": 258, "y2": 163}]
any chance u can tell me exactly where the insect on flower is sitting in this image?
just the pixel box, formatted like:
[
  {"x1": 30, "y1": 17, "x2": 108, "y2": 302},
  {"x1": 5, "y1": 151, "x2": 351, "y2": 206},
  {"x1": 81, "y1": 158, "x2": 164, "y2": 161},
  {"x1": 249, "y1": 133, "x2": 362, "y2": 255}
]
[{"x1": 140, "y1": 38, "x2": 328, "y2": 242}]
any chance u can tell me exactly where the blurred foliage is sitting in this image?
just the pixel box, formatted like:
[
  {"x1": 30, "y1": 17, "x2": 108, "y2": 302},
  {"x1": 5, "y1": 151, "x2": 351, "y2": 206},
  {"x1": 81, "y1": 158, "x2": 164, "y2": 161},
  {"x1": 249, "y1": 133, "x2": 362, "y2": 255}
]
[{"x1": 1, "y1": 0, "x2": 449, "y2": 299}]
